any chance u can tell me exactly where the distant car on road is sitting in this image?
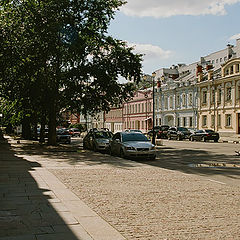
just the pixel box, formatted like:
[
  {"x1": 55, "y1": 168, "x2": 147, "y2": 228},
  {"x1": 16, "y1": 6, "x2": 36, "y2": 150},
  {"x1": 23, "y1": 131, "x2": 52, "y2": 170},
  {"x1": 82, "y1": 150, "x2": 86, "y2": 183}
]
[
  {"x1": 56, "y1": 129, "x2": 71, "y2": 144},
  {"x1": 148, "y1": 125, "x2": 169, "y2": 139},
  {"x1": 83, "y1": 129, "x2": 113, "y2": 152},
  {"x1": 125, "y1": 129, "x2": 143, "y2": 133},
  {"x1": 69, "y1": 128, "x2": 81, "y2": 137},
  {"x1": 189, "y1": 129, "x2": 219, "y2": 142},
  {"x1": 109, "y1": 132, "x2": 156, "y2": 160},
  {"x1": 167, "y1": 127, "x2": 191, "y2": 140}
]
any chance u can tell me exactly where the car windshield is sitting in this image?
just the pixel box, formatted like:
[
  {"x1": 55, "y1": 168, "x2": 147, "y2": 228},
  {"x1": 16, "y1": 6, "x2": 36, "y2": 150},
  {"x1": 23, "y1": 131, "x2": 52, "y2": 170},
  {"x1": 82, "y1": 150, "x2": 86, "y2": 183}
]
[
  {"x1": 94, "y1": 131, "x2": 112, "y2": 139},
  {"x1": 178, "y1": 127, "x2": 188, "y2": 131},
  {"x1": 122, "y1": 133, "x2": 149, "y2": 142}
]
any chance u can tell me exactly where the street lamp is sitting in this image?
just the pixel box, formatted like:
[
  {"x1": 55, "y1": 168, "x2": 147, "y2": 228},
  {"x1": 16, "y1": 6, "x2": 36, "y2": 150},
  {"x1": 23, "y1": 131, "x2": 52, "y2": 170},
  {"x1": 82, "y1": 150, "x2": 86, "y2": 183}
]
[{"x1": 152, "y1": 72, "x2": 156, "y2": 145}]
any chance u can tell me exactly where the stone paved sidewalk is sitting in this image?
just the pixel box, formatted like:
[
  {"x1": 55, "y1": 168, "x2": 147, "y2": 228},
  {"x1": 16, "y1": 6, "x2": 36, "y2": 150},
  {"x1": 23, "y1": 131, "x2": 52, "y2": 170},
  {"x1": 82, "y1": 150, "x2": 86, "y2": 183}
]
[{"x1": 0, "y1": 138, "x2": 125, "y2": 240}]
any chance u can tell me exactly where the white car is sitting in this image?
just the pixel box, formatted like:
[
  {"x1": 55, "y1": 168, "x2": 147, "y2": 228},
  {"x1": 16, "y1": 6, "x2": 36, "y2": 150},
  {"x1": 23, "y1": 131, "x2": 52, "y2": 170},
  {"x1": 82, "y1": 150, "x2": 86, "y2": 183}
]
[{"x1": 109, "y1": 132, "x2": 156, "y2": 160}]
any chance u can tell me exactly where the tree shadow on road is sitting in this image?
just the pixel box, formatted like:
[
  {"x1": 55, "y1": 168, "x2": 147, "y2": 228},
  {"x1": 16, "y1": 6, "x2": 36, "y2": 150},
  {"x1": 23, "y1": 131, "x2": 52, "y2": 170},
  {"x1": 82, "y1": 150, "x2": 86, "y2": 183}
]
[{"x1": 137, "y1": 146, "x2": 240, "y2": 179}]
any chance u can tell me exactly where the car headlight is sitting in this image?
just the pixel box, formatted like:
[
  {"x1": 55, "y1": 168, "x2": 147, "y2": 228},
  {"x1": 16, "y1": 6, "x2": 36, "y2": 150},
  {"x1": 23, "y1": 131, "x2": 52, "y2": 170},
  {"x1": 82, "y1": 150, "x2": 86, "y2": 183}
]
[{"x1": 125, "y1": 146, "x2": 135, "y2": 150}]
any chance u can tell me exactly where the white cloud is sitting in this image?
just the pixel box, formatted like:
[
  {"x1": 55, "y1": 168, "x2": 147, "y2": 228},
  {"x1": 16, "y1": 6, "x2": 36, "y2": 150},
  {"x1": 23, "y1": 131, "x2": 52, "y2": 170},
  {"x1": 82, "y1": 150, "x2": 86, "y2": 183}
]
[
  {"x1": 128, "y1": 42, "x2": 172, "y2": 61},
  {"x1": 229, "y1": 33, "x2": 240, "y2": 40},
  {"x1": 127, "y1": 42, "x2": 173, "y2": 74},
  {"x1": 121, "y1": 0, "x2": 240, "y2": 18}
]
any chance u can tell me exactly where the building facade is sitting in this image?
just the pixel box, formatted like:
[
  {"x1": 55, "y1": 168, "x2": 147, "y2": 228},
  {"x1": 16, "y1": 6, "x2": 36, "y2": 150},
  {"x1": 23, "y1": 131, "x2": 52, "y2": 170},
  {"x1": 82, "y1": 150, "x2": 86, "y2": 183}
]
[{"x1": 122, "y1": 90, "x2": 153, "y2": 133}]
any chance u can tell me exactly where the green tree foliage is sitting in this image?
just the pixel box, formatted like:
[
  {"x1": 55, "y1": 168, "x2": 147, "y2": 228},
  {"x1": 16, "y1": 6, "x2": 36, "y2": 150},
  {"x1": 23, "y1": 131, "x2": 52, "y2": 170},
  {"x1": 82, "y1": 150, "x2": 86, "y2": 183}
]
[{"x1": 0, "y1": 0, "x2": 142, "y2": 145}]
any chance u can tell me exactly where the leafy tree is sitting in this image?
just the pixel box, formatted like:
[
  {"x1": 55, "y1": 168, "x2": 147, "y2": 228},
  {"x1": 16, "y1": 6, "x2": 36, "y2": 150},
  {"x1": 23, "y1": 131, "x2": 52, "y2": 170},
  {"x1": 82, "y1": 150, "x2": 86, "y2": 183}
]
[{"x1": 0, "y1": 0, "x2": 142, "y2": 145}]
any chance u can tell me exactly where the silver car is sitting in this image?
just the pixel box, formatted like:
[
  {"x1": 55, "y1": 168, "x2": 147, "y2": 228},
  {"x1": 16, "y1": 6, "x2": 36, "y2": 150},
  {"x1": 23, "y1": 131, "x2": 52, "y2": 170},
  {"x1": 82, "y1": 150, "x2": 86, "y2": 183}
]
[
  {"x1": 83, "y1": 129, "x2": 113, "y2": 151},
  {"x1": 109, "y1": 132, "x2": 156, "y2": 160}
]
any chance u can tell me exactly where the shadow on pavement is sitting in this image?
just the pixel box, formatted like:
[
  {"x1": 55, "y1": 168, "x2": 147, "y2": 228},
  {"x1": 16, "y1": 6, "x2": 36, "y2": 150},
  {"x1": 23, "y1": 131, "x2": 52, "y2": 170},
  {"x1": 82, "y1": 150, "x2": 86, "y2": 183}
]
[
  {"x1": 138, "y1": 146, "x2": 240, "y2": 179},
  {"x1": 0, "y1": 139, "x2": 81, "y2": 240}
]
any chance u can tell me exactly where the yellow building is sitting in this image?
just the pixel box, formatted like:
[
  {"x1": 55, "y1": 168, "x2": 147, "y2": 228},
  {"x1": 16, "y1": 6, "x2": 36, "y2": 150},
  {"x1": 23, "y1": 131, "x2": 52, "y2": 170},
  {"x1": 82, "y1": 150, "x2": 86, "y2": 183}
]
[{"x1": 198, "y1": 58, "x2": 240, "y2": 136}]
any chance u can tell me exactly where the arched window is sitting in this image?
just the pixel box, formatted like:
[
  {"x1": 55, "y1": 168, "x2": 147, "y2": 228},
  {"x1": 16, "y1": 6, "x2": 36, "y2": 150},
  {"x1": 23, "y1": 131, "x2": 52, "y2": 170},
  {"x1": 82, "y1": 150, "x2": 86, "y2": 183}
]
[
  {"x1": 236, "y1": 81, "x2": 240, "y2": 100},
  {"x1": 225, "y1": 83, "x2": 232, "y2": 102},
  {"x1": 182, "y1": 93, "x2": 186, "y2": 106},
  {"x1": 189, "y1": 92, "x2": 193, "y2": 106}
]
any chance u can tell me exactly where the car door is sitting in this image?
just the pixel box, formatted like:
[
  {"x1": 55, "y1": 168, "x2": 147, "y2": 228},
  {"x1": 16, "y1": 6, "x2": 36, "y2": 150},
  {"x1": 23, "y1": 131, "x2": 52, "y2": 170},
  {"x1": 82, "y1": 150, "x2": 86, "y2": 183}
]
[{"x1": 169, "y1": 127, "x2": 177, "y2": 139}]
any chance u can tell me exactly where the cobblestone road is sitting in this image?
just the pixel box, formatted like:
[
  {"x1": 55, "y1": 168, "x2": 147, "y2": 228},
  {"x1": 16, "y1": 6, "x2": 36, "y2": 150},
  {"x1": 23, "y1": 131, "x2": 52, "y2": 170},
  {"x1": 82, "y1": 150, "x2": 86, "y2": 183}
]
[{"x1": 51, "y1": 163, "x2": 240, "y2": 240}]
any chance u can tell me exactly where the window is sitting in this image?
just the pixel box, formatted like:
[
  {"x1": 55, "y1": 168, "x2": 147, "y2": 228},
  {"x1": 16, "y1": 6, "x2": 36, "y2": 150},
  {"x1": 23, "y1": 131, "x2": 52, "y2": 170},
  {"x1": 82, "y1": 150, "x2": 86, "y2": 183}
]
[
  {"x1": 217, "y1": 115, "x2": 221, "y2": 127},
  {"x1": 138, "y1": 104, "x2": 140, "y2": 113},
  {"x1": 225, "y1": 69, "x2": 229, "y2": 75},
  {"x1": 189, "y1": 117, "x2": 193, "y2": 127},
  {"x1": 226, "y1": 114, "x2": 232, "y2": 127},
  {"x1": 183, "y1": 117, "x2": 186, "y2": 127},
  {"x1": 212, "y1": 60, "x2": 215, "y2": 64},
  {"x1": 230, "y1": 65, "x2": 234, "y2": 74},
  {"x1": 226, "y1": 86, "x2": 232, "y2": 101},
  {"x1": 202, "y1": 115, "x2": 207, "y2": 127},
  {"x1": 176, "y1": 95, "x2": 180, "y2": 107},
  {"x1": 170, "y1": 96, "x2": 173, "y2": 108},
  {"x1": 217, "y1": 88, "x2": 222, "y2": 103},
  {"x1": 220, "y1": 58, "x2": 222, "y2": 62},
  {"x1": 135, "y1": 104, "x2": 137, "y2": 113},
  {"x1": 189, "y1": 93, "x2": 193, "y2": 106},
  {"x1": 224, "y1": 56, "x2": 227, "y2": 61},
  {"x1": 182, "y1": 94, "x2": 186, "y2": 106},
  {"x1": 177, "y1": 118, "x2": 180, "y2": 127},
  {"x1": 202, "y1": 90, "x2": 207, "y2": 104},
  {"x1": 164, "y1": 97, "x2": 168, "y2": 109},
  {"x1": 216, "y1": 59, "x2": 218, "y2": 63},
  {"x1": 142, "y1": 103, "x2": 144, "y2": 112}
]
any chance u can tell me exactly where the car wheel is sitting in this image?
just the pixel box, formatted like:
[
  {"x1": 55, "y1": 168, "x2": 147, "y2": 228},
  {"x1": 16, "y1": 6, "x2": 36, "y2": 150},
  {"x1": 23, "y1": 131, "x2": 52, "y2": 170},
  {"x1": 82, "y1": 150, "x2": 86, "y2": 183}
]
[
  {"x1": 120, "y1": 149, "x2": 125, "y2": 159},
  {"x1": 109, "y1": 147, "x2": 113, "y2": 156},
  {"x1": 150, "y1": 155, "x2": 156, "y2": 160},
  {"x1": 93, "y1": 144, "x2": 97, "y2": 152}
]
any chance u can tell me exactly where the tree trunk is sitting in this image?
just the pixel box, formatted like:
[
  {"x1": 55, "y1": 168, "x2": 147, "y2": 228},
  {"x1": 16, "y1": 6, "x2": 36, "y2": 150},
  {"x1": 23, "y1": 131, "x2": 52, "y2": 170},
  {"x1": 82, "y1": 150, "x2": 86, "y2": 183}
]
[
  {"x1": 47, "y1": 101, "x2": 57, "y2": 146},
  {"x1": 22, "y1": 116, "x2": 32, "y2": 139}
]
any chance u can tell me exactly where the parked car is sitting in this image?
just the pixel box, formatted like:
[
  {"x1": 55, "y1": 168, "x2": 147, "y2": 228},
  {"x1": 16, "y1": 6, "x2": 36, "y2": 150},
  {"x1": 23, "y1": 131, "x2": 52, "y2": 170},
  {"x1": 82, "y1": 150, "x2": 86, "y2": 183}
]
[
  {"x1": 167, "y1": 127, "x2": 191, "y2": 140},
  {"x1": 125, "y1": 129, "x2": 142, "y2": 133},
  {"x1": 83, "y1": 129, "x2": 113, "y2": 151},
  {"x1": 109, "y1": 132, "x2": 156, "y2": 160},
  {"x1": 189, "y1": 129, "x2": 219, "y2": 142},
  {"x1": 69, "y1": 128, "x2": 81, "y2": 137},
  {"x1": 56, "y1": 129, "x2": 71, "y2": 144},
  {"x1": 148, "y1": 125, "x2": 170, "y2": 139}
]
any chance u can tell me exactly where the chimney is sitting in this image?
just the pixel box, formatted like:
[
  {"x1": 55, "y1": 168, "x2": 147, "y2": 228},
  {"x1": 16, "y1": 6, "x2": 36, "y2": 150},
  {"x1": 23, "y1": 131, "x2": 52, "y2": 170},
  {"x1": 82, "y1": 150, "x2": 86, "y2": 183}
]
[{"x1": 196, "y1": 65, "x2": 203, "y2": 76}]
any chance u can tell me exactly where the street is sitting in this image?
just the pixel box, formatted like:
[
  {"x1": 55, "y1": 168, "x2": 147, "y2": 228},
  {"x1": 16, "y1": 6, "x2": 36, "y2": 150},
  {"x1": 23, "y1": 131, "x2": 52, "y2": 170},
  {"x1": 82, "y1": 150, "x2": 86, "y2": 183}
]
[{"x1": 6, "y1": 137, "x2": 240, "y2": 240}]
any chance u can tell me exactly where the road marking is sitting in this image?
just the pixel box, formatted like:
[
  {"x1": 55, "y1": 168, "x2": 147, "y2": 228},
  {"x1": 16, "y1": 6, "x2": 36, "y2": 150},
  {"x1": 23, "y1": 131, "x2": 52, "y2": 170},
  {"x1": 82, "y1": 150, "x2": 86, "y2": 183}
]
[{"x1": 208, "y1": 179, "x2": 226, "y2": 185}]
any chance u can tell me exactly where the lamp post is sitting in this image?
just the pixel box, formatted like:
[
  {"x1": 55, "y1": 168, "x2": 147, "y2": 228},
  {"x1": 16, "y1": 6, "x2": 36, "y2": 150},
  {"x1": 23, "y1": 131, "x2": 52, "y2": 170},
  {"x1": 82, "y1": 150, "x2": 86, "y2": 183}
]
[{"x1": 152, "y1": 72, "x2": 156, "y2": 145}]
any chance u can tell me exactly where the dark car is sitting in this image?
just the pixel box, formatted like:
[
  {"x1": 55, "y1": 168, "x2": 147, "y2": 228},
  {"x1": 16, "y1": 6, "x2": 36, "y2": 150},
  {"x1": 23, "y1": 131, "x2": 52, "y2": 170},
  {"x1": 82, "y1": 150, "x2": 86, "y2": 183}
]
[
  {"x1": 56, "y1": 129, "x2": 71, "y2": 144},
  {"x1": 69, "y1": 128, "x2": 81, "y2": 137},
  {"x1": 189, "y1": 129, "x2": 219, "y2": 142},
  {"x1": 167, "y1": 127, "x2": 191, "y2": 140},
  {"x1": 148, "y1": 125, "x2": 170, "y2": 139},
  {"x1": 83, "y1": 129, "x2": 113, "y2": 152}
]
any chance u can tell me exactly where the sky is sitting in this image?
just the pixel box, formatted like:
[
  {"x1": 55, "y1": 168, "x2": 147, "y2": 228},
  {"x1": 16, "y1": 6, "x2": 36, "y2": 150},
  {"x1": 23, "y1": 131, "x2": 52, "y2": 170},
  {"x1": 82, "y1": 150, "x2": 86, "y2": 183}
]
[{"x1": 108, "y1": 0, "x2": 240, "y2": 75}]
